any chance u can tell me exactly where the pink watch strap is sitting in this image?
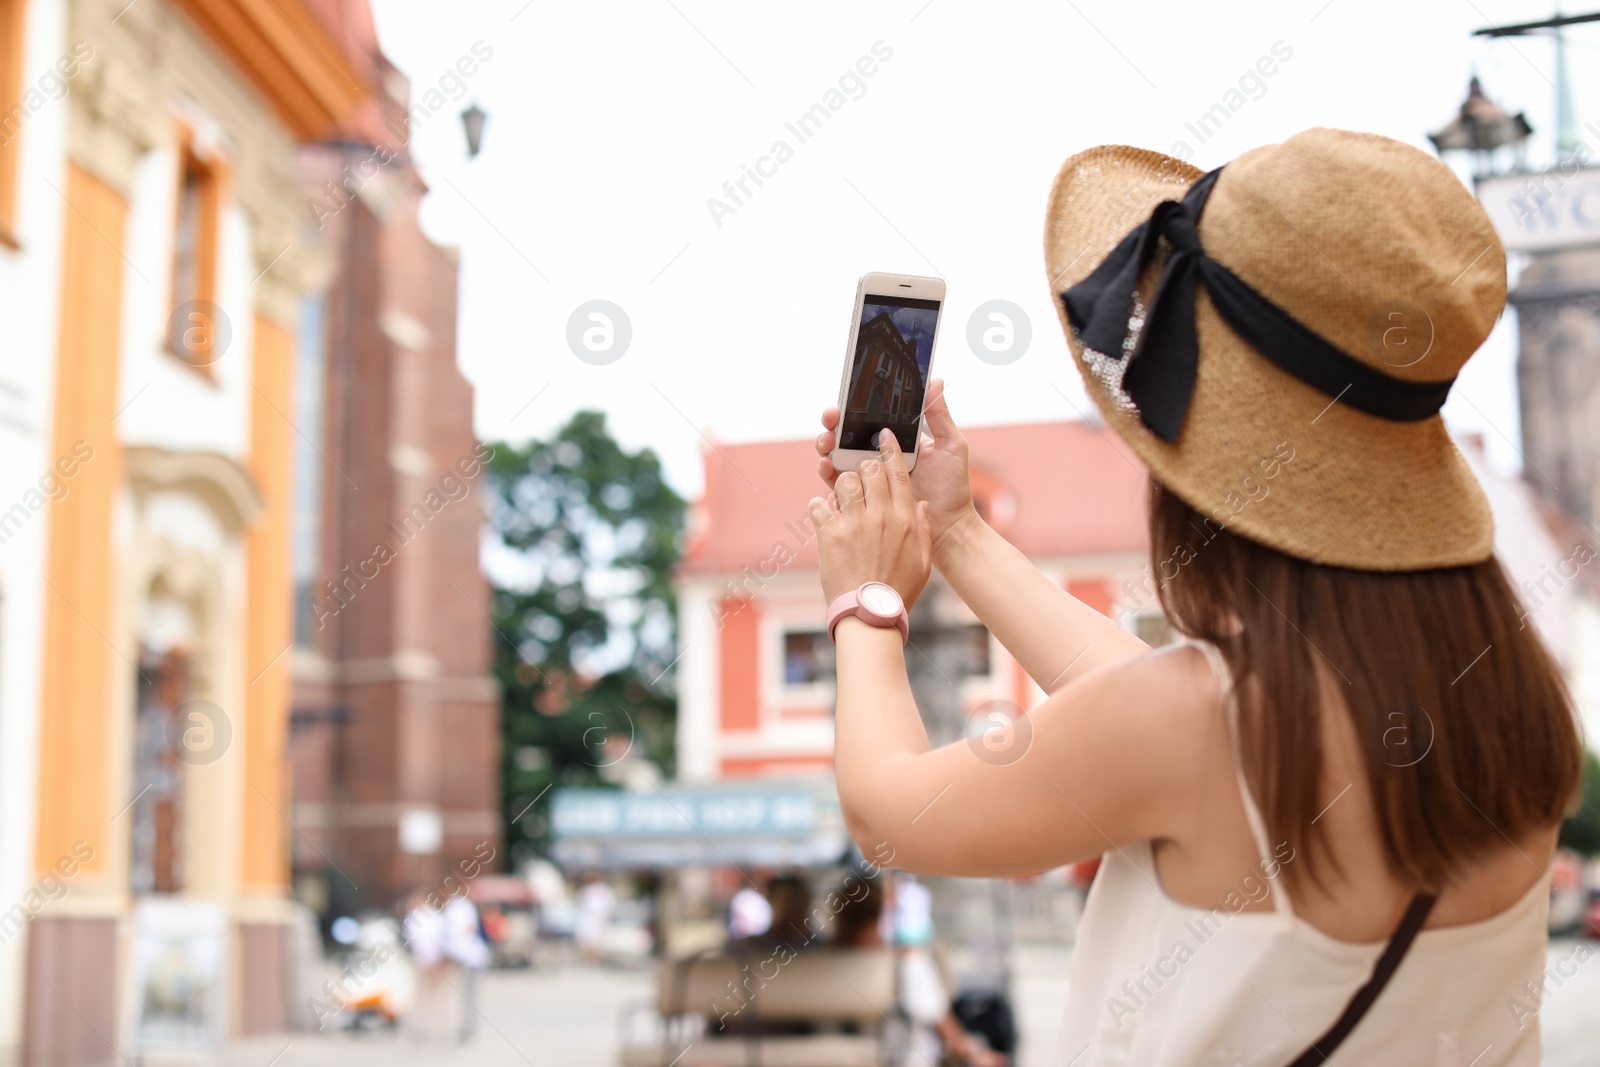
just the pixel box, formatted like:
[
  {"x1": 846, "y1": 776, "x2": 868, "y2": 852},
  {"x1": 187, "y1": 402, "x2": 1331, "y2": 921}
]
[{"x1": 827, "y1": 585, "x2": 909, "y2": 644}]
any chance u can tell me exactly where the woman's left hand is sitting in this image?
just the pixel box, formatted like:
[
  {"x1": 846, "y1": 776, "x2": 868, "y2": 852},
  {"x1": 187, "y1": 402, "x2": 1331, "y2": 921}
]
[{"x1": 809, "y1": 430, "x2": 933, "y2": 607}]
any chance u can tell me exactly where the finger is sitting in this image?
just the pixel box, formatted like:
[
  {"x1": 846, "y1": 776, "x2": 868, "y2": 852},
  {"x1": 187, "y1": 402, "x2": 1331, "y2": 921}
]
[
  {"x1": 815, "y1": 428, "x2": 836, "y2": 457},
  {"x1": 836, "y1": 470, "x2": 864, "y2": 511},
  {"x1": 807, "y1": 496, "x2": 834, "y2": 531},
  {"x1": 877, "y1": 428, "x2": 914, "y2": 512},
  {"x1": 818, "y1": 456, "x2": 840, "y2": 490},
  {"x1": 821, "y1": 406, "x2": 839, "y2": 431},
  {"x1": 922, "y1": 377, "x2": 961, "y2": 446},
  {"x1": 857, "y1": 450, "x2": 887, "y2": 511}
]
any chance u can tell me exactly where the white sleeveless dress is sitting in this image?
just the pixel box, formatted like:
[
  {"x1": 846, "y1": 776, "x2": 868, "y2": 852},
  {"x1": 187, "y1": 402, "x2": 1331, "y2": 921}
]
[{"x1": 1058, "y1": 642, "x2": 1550, "y2": 1066}]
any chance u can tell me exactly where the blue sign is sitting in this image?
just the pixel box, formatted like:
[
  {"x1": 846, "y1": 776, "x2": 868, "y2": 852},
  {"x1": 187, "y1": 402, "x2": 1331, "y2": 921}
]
[{"x1": 552, "y1": 787, "x2": 822, "y2": 839}]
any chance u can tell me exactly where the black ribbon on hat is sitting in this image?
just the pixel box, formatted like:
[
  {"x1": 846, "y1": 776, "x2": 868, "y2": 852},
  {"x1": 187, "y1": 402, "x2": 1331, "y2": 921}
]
[{"x1": 1061, "y1": 166, "x2": 1456, "y2": 444}]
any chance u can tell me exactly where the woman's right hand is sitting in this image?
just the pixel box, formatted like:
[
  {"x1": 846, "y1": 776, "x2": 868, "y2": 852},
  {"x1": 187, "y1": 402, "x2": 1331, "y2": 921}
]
[{"x1": 816, "y1": 377, "x2": 980, "y2": 563}]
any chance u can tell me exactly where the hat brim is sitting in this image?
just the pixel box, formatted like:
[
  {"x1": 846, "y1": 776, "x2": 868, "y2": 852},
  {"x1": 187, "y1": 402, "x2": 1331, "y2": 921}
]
[{"x1": 1044, "y1": 144, "x2": 1493, "y2": 571}]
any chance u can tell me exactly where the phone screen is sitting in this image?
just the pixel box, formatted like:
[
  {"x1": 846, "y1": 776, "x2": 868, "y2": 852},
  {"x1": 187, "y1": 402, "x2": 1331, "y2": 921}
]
[{"x1": 838, "y1": 294, "x2": 941, "y2": 453}]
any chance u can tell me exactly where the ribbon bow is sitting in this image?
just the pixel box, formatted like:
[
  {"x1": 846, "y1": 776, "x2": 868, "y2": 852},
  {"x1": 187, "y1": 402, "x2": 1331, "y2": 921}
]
[{"x1": 1061, "y1": 166, "x2": 1454, "y2": 444}]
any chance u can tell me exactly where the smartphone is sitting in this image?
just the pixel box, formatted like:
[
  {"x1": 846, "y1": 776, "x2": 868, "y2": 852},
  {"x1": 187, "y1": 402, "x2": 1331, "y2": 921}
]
[{"x1": 831, "y1": 272, "x2": 945, "y2": 473}]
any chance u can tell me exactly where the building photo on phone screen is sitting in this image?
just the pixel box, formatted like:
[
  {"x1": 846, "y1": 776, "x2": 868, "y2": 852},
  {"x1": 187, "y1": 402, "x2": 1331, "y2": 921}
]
[{"x1": 839, "y1": 295, "x2": 940, "y2": 452}]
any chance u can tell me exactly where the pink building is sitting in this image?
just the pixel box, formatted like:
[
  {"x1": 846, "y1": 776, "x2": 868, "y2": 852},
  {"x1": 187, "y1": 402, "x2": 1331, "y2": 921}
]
[{"x1": 673, "y1": 422, "x2": 1155, "y2": 781}]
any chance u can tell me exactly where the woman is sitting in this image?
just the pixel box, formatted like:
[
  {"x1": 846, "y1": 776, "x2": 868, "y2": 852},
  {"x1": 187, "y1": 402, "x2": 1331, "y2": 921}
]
[
  {"x1": 731, "y1": 872, "x2": 815, "y2": 954},
  {"x1": 808, "y1": 129, "x2": 1584, "y2": 1064}
]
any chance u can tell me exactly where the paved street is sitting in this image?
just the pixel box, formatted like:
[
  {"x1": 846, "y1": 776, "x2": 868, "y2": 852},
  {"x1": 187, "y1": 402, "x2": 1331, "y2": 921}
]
[{"x1": 220, "y1": 940, "x2": 1600, "y2": 1067}]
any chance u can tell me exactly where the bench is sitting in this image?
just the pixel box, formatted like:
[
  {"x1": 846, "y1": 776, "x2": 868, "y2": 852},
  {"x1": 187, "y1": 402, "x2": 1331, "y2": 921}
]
[{"x1": 619, "y1": 948, "x2": 901, "y2": 1067}]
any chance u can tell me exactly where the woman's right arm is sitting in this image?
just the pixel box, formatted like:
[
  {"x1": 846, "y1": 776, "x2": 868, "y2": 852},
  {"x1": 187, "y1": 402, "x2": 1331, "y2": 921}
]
[
  {"x1": 816, "y1": 380, "x2": 1150, "y2": 694},
  {"x1": 931, "y1": 506, "x2": 1149, "y2": 694}
]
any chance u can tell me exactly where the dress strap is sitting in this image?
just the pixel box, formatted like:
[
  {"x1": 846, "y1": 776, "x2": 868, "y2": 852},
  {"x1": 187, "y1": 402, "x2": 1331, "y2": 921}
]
[{"x1": 1191, "y1": 640, "x2": 1293, "y2": 918}]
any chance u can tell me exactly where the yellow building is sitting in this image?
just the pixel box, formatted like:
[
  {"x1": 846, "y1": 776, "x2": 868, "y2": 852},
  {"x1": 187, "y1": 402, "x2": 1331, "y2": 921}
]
[{"x1": 0, "y1": 0, "x2": 365, "y2": 1061}]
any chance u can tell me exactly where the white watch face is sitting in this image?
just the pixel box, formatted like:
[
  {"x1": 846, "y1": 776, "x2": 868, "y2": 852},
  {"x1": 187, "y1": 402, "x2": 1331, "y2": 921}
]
[{"x1": 859, "y1": 583, "x2": 902, "y2": 616}]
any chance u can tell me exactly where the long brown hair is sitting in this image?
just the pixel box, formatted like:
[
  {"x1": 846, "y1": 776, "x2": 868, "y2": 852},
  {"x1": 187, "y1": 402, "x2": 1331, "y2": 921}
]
[{"x1": 1149, "y1": 482, "x2": 1583, "y2": 893}]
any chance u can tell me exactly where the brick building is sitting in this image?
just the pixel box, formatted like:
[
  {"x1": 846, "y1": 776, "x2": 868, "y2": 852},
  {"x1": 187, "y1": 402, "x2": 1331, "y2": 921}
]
[
  {"x1": 844, "y1": 312, "x2": 924, "y2": 424},
  {"x1": 286, "y1": 0, "x2": 500, "y2": 920}
]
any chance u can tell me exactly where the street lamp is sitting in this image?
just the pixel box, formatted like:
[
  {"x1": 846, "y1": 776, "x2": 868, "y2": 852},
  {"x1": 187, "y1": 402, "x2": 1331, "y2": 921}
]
[
  {"x1": 1428, "y1": 76, "x2": 1532, "y2": 179},
  {"x1": 461, "y1": 102, "x2": 488, "y2": 158}
]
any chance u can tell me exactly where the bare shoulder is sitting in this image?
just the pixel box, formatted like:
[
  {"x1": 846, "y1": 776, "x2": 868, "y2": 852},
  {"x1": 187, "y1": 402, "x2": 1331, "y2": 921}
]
[
  {"x1": 1055, "y1": 640, "x2": 1226, "y2": 742},
  {"x1": 1025, "y1": 641, "x2": 1232, "y2": 838},
  {"x1": 865, "y1": 640, "x2": 1240, "y2": 875}
]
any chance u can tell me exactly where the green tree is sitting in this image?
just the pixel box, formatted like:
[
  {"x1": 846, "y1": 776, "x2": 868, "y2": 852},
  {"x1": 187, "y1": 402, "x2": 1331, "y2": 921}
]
[
  {"x1": 483, "y1": 411, "x2": 685, "y2": 864},
  {"x1": 1559, "y1": 749, "x2": 1600, "y2": 857}
]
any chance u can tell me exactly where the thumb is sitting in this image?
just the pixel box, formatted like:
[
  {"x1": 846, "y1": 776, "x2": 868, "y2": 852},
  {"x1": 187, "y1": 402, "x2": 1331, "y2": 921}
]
[{"x1": 922, "y1": 378, "x2": 960, "y2": 445}]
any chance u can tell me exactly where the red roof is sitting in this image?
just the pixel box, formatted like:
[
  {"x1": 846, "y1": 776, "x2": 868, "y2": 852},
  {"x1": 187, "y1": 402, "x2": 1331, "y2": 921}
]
[{"x1": 680, "y1": 420, "x2": 1150, "y2": 577}]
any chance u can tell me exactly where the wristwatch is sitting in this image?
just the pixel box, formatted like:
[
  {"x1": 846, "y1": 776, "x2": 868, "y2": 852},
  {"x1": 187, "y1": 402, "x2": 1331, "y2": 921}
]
[{"x1": 827, "y1": 582, "x2": 909, "y2": 645}]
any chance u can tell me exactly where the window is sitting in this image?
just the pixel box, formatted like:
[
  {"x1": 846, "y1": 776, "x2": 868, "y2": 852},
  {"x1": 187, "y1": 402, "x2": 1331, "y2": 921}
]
[
  {"x1": 0, "y1": 0, "x2": 25, "y2": 244},
  {"x1": 292, "y1": 293, "x2": 327, "y2": 646},
  {"x1": 955, "y1": 624, "x2": 991, "y2": 677},
  {"x1": 168, "y1": 128, "x2": 225, "y2": 367},
  {"x1": 133, "y1": 643, "x2": 190, "y2": 895},
  {"x1": 783, "y1": 630, "x2": 835, "y2": 687},
  {"x1": 781, "y1": 625, "x2": 989, "y2": 689}
]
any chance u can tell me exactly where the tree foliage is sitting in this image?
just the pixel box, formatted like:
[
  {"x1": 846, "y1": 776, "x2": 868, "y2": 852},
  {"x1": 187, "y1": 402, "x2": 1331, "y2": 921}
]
[
  {"x1": 482, "y1": 411, "x2": 685, "y2": 863},
  {"x1": 1559, "y1": 749, "x2": 1600, "y2": 857}
]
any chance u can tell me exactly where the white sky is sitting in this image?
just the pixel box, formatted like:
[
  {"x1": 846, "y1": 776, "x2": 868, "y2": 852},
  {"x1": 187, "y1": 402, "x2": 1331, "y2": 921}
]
[{"x1": 367, "y1": 0, "x2": 1600, "y2": 501}]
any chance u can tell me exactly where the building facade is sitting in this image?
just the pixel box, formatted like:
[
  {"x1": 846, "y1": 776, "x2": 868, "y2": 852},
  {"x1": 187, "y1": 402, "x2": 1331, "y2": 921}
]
[
  {"x1": 0, "y1": 0, "x2": 74, "y2": 1060},
  {"x1": 3, "y1": 0, "x2": 365, "y2": 1062},
  {"x1": 1512, "y1": 245, "x2": 1600, "y2": 528},
  {"x1": 286, "y1": 0, "x2": 501, "y2": 923},
  {"x1": 844, "y1": 312, "x2": 924, "y2": 426}
]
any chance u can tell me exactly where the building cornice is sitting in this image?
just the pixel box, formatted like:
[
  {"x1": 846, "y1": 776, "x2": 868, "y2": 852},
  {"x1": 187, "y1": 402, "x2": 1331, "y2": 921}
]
[
  {"x1": 292, "y1": 649, "x2": 500, "y2": 701},
  {"x1": 168, "y1": 0, "x2": 368, "y2": 139},
  {"x1": 66, "y1": 51, "x2": 167, "y2": 198},
  {"x1": 1509, "y1": 280, "x2": 1600, "y2": 307}
]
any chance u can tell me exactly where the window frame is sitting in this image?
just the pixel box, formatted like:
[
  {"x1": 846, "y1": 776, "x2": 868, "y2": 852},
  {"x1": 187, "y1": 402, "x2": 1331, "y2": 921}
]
[
  {"x1": 0, "y1": 0, "x2": 28, "y2": 247},
  {"x1": 166, "y1": 123, "x2": 229, "y2": 375},
  {"x1": 777, "y1": 626, "x2": 836, "y2": 703}
]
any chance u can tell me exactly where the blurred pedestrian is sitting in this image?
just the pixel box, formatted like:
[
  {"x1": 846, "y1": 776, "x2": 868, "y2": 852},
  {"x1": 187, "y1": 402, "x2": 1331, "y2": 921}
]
[
  {"x1": 891, "y1": 874, "x2": 933, "y2": 947},
  {"x1": 734, "y1": 873, "x2": 813, "y2": 954},
  {"x1": 443, "y1": 893, "x2": 491, "y2": 1041},
  {"x1": 574, "y1": 873, "x2": 616, "y2": 964},
  {"x1": 727, "y1": 883, "x2": 773, "y2": 941},
  {"x1": 403, "y1": 890, "x2": 452, "y2": 1042}
]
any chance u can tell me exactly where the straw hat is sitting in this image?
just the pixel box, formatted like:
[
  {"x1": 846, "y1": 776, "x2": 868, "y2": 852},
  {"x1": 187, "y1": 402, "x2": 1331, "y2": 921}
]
[{"x1": 1044, "y1": 128, "x2": 1505, "y2": 570}]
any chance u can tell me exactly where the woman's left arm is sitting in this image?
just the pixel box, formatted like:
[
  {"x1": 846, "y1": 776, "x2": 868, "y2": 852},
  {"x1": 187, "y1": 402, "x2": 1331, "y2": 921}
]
[{"x1": 813, "y1": 433, "x2": 1206, "y2": 876}]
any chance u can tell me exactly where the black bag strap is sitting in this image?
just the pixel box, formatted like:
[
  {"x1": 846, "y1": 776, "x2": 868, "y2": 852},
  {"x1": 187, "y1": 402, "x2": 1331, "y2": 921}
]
[{"x1": 1285, "y1": 891, "x2": 1437, "y2": 1066}]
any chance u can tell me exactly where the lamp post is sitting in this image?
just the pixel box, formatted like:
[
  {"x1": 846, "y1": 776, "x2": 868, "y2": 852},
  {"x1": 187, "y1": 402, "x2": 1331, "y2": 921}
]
[
  {"x1": 1436, "y1": 9, "x2": 1600, "y2": 177},
  {"x1": 1427, "y1": 76, "x2": 1532, "y2": 180},
  {"x1": 461, "y1": 102, "x2": 488, "y2": 158}
]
